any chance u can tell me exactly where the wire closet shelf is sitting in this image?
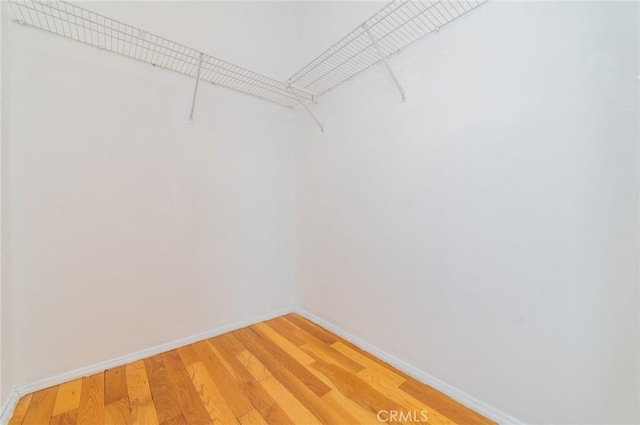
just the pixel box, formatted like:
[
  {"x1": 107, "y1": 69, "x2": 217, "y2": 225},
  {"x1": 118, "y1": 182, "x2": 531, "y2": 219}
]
[
  {"x1": 288, "y1": 0, "x2": 487, "y2": 97},
  {"x1": 7, "y1": 0, "x2": 313, "y2": 108}
]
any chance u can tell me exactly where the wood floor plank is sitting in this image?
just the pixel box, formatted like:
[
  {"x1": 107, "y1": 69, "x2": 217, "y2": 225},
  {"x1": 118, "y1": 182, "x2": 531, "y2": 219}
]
[
  {"x1": 144, "y1": 355, "x2": 183, "y2": 424},
  {"x1": 126, "y1": 360, "x2": 153, "y2": 407},
  {"x1": 264, "y1": 318, "x2": 307, "y2": 347},
  {"x1": 251, "y1": 323, "x2": 316, "y2": 366},
  {"x1": 240, "y1": 327, "x2": 331, "y2": 397},
  {"x1": 289, "y1": 322, "x2": 366, "y2": 375},
  {"x1": 331, "y1": 337, "x2": 418, "y2": 382},
  {"x1": 234, "y1": 328, "x2": 344, "y2": 425},
  {"x1": 299, "y1": 341, "x2": 365, "y2": 374},
  {"x1": 284, "y1": 314, "x2": 338, "y2": 345},
  {"x1": 177, "y1": 345, "x2": 200, "y2": 367},
  {"x1": 192, "y1": 340, "x2": 254, "y2": 418},
  {"x1": 186, "y1": 361, "x2": 239, "y2": 425},
  {"x1": 331, "y1": 341, "x2": 406, "y2": 386},
  {"x1": 162, "y1": 350, "x2": 213, "y2": 425},
  {"x1": 239, "y1": 380, "x2": 295, "y2": 425},
  {"x1": 215, "y1": 333, "x2": 251, "y2": 355},
  {"x1": 307, "y1": 362, "x2": 379, "y2": 424},
  {"x1": 237, "y1": 410, "x2": 269, "y2": 425},
  {"x1": 49, "y1": 408, "x2": 78, "y2": 425},
  {"x1": 356, "y1": 368, "x2": 455, "y2": 425},
  {"x1": 131, "y1": 400, "x2": 160, "y2": 425},
  {"x1": 321, "y1": 390, "x2": 379, "y2": 424},
  {"x1": 309, "y1": 359, "x2": 416, "y2": 425},
  {"x1": 104, "y1": 398, "x2": 132, "y2": 425},
  {"x1": 52, "y1": 378, "x2": 83, "y2": 416},
  {"x1": 8, "y1": 314, "x2": 494, "y2": 425},
  {"x1": 259, "y1": 376, "x2": 323, "y2": 425},
  {"x1": 160, "y1": 415, "x2": 187, "y2": 425},
  {"x1": 105, "y1": 366, "x2": 128, "y2": 405},
  {"x1": 206, "y1": 338, "x2": 254, "y2": 385},
  {"x1": 77, "y1": 373, "x2": 104, "y2": 425},
  {"x1": 400, "y1": 378, "x2": 496, "y2": 425},
  {"x1": 236, "y1": 350, "x2": 272, "y2": 382},
  {"x1": 8, "y1": 393, "x2": 32, "y2": 425},
  {"x1": 22, "y1": 386, "x2": 58, "y2": 425}
]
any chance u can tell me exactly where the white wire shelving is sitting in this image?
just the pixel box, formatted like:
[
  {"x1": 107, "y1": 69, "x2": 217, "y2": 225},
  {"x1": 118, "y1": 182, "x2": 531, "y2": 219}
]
[
  {"x1": 288, "y1": 0, "x2": 488, "y2": 98},
  {"x1": 7, "y1": 0, "x2": 314, "y2": 108},
  {"x1": 8, "y1": 0, "x2": 488, "y2": 129}
]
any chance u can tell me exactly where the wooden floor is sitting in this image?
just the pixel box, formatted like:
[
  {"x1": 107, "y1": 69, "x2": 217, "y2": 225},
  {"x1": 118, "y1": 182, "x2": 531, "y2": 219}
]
[{"x1": 9, "y1": 314, "x2": 494, "y2": 425}]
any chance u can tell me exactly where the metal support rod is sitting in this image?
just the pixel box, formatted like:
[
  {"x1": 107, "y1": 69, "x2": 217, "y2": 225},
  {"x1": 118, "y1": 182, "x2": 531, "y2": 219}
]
[
  {"x1": 288, "y1": 85, "x2": 324, "y2": 133},
  {"x1": 189, "y1": 53, "x2": 204, "y2": 120},
  {"x1": 364, "y1": 24, "x2": 406, "y2": 101}
]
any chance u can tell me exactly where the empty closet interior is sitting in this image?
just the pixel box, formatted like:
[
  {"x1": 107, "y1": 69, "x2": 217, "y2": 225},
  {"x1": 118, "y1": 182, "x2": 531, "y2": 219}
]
[{"x1": 0, "y1": 0, "x2": 638, "y2": 424}]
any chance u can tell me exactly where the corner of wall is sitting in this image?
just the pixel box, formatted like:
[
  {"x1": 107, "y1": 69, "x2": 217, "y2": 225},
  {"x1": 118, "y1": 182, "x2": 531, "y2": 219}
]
[{"x1": 0, "y1": 0, "x2": 10, "y2": 411}]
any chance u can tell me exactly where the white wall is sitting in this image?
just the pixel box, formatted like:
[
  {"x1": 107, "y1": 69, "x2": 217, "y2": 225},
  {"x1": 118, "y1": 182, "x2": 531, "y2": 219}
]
[
  {"x1": 3, "y1": 1, "x2": 298, "y2": 393},
  {"x1": 0, "y1": 0, "x2": 5, "y2": 409},
  {"x1": 294, "y1": 2, "x2": 639, "y2": 424},
  {"x1": 2, "y1": 1, "x2": 639, "y2": 424}
]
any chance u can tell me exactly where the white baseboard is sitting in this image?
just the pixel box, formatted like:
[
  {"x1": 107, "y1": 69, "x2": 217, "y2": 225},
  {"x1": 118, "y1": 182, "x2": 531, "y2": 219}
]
[
  {"x1": 0, "y1": 391, "x2": 19, "y2": 425},
  {"x1": 0, "y1": 306, "x2": 294, "y2": 424},
  {"x1": 293, "y1": 307, "x2": 523, "y2": 425}
]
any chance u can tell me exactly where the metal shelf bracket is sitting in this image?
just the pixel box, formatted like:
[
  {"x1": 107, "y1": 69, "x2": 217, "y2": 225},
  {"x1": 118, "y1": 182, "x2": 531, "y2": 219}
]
[
  {"x1": 287, "y1": 83, "x2": 324, "y2": 133},
  {"x1": 189, "y1": 53, "x2": 204, "y2": 120},
  {"x1": 363, "y1": 23, "x2": 406, "y2": 101}
]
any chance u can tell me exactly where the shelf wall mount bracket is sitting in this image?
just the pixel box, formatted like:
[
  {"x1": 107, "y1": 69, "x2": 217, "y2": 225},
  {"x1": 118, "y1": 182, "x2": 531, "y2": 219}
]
[
  {"x1": 363, "y1": 23, "x2": 406, "y2": 102},
  {"x1": 287, "y1": 82, "x2": 324, "y2": 133},
  {"x1": 189, "y1": 52, "x2": 204, "y2": 121}
]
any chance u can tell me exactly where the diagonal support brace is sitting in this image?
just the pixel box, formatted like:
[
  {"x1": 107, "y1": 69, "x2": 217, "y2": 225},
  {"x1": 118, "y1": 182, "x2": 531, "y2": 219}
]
[
  {"x1": 189, "y1": 53, "x2": 204, "y2": 121},
  {"x1": 364, "y1": 24, "x2": 406, "y2": 101},
  {"x1": 288, "y1": 84, "x2": 324, "y2": 133}
]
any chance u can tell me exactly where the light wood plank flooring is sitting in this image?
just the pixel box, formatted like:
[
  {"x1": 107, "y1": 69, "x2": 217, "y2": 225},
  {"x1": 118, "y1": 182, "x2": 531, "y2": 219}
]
[{"x1": 9, "y1": 314, "x2": 495, "y2": 425}]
